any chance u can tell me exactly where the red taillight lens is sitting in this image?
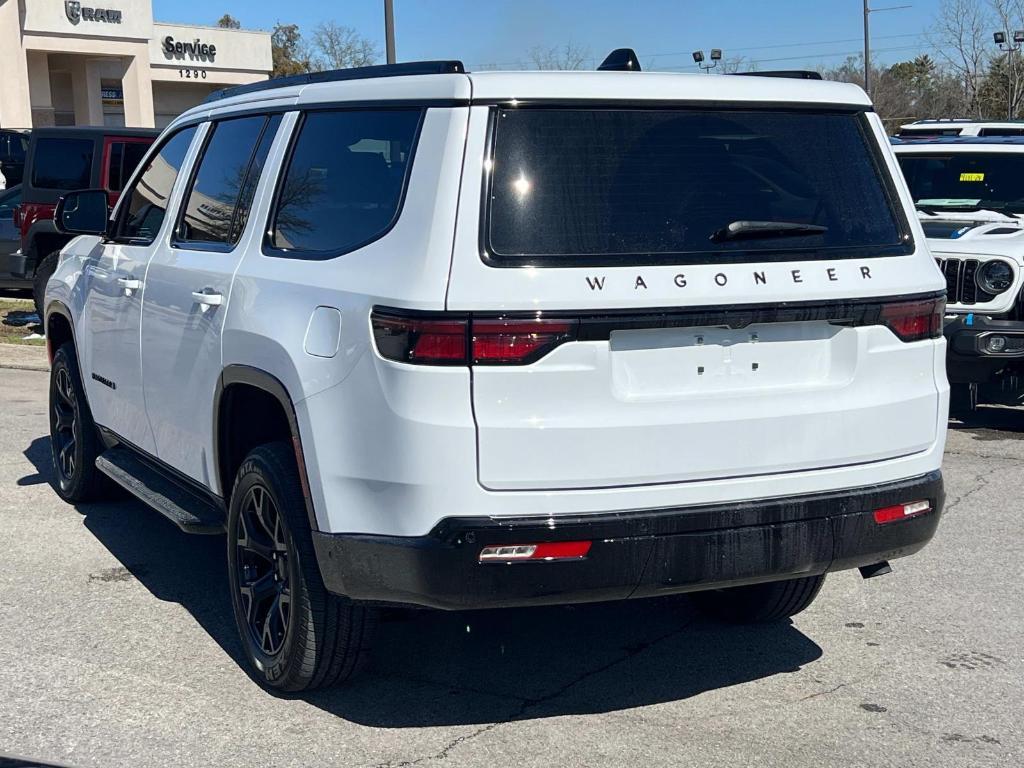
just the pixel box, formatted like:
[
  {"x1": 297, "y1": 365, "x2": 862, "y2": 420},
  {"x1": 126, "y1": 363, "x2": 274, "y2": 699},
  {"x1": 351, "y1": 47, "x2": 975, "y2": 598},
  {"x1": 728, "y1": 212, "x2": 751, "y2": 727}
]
[
  {"x1": 371, "y1": 310, "x2": 578, "y2": 366},
  {"x1": 472, "y1": 318, "x2": 578, "y2": 364},
  {"x1": 880, "y1": 298, "x2": 944, "y2": 342},
  {"x1": 873, "y1": 500, "x2": 931, "y2": 525},
  {"x1": 371, "y1": 312, "x2": 469, "y2": 365}
]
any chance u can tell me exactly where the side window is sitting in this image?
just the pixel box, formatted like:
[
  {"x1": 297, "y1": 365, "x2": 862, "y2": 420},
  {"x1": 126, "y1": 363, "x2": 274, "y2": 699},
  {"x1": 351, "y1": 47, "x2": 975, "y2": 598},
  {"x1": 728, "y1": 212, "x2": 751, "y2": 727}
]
[
  {"x1": 176, "y1": 115, "x2": 274, "y2": 246},
  {"x1": 107, "y1": 141, "x2": 152, "y2": 193},
  {"x1": 116, "y1": 126, "x2": 197, "y2": 244},
  {"x1": 268, "y1": 109, "x2": 422, "y2": 257},
  {"x1": 107, "y1": 142, "x2": 124, "y2": 191},
  {"x1": 32, "y1": 138, "x2": 93, "y2": 190}
]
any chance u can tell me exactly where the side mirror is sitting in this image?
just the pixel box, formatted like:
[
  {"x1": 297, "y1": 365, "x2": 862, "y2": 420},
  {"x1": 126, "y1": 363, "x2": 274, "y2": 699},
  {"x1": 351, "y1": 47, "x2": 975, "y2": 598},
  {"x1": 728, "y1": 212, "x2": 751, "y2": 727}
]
[{"x1": 55, "y1": 189, "x2": 110, "y2": 236}]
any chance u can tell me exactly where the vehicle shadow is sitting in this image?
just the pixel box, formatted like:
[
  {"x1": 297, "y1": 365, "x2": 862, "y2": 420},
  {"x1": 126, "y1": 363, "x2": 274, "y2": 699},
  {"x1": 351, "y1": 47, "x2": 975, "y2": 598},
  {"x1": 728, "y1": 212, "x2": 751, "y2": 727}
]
[
  {"x1": 949, "y1": 405, "x2": 1024, "y2": 441},
  {"x1": 23, "y1": 435, "x2": 824, "y2": 728}
]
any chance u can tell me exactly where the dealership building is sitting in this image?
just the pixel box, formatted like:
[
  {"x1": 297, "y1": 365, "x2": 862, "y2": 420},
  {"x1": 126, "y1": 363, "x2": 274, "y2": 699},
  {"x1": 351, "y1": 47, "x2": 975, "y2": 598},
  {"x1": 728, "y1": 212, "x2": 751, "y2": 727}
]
[{"x1": 0, "y1": 0, "x2": 272, "y2": 130}]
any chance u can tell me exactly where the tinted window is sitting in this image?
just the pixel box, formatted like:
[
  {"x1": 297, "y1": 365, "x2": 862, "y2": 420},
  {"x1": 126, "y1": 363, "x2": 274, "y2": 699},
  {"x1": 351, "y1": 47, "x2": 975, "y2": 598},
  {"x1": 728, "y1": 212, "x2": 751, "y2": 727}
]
[
  {"x1": 487, "y1": 109, "x2": 906, "y2": 266},
  {"x1": 978, "y1": 128, "x2": 1024, "y2": 136},
  {"x1": 178, "y1": 116, "x2": 267, "y2": 245},
  {"x1": 32, "y1": 138, "x2": 93, "y2": 190},
  {"x1": 118, "y1": 127, "x2": 197, "y2": 244},
  {"x1": 107, "y1": 141, "x2": 151, "y2": 193},
  {"x1": 231, "y1": 114, "x2": 281, "y2": 243},
  {"x1": 269, "y1": 109, "x2": 421, "y2": 256},
  {"x1": 897, "y1": 153, "x2": 1024, "y2": 214}
]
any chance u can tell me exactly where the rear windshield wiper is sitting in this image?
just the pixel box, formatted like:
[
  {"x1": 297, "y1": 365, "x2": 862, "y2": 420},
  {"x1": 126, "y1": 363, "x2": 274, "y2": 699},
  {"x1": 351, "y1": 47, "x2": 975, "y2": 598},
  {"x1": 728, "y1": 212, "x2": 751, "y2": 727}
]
[{"x1": 710, "y1": 220, "x2": 828, "y2": 243}]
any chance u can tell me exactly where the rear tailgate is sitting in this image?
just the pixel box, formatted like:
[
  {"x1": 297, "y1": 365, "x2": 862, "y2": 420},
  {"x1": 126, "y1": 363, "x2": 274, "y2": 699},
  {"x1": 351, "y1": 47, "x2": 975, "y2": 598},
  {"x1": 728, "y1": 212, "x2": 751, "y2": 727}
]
[{"x1": 447, "y1": 102, "x2": 944, "y2": 492}]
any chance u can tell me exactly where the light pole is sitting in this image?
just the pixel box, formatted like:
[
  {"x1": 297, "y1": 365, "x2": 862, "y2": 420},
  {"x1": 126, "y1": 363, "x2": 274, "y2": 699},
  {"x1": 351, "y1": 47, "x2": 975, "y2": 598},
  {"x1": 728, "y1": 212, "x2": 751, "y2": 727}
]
[
  {"x1": 692, "y1": 49, "x2": 722, "y2": 74},
  {"x1": 384, "y1": 0, "x2": 396, "y2": 64},
  {"x1": 863, "y1": 1, "x2": 912, "y2": 97},
  {"x1": 994, "y1": 30, "x2": 1024, "y2": 120}
]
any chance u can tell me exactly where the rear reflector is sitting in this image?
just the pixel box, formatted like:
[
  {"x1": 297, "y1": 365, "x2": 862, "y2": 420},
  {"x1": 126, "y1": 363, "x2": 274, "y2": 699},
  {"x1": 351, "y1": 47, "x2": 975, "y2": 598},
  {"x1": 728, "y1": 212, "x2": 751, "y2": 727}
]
[
  {"x1": 873, "y1": 499, "x2": 931, "y2": 525},
  {"x1": 880, "y1": 297, "x2": 944, "y2": 342},
  {"x1": 479, "y1": 541, "x2": 592, "y2": 562}
]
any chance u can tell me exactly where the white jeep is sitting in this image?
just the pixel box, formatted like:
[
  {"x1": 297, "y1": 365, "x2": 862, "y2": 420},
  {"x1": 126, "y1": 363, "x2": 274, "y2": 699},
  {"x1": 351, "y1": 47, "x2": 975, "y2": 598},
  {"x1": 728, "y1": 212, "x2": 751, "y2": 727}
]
[
  {"x1": 44, "y1": 56, "x2": 947, "y2": 691},
  {"x1": 893, "y1": 135, "x2": 1024, "y2": 414}
]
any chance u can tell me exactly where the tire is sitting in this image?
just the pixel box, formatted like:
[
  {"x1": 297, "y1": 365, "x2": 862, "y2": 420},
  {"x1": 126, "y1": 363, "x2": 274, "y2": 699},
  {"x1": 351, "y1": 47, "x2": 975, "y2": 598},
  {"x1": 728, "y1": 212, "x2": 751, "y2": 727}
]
[
  {"x1": 49, "y1": 343, "x2": 109, "y2": 503},
  {"x1": 690, "y1": 574, "x2": 826, "y2": 624},
  {"x1": 227, "y1": 442, "x2": 376, "y2": 692},
  {"x1": 33, "y1": 250, "x2": 60, "y2": 319}
]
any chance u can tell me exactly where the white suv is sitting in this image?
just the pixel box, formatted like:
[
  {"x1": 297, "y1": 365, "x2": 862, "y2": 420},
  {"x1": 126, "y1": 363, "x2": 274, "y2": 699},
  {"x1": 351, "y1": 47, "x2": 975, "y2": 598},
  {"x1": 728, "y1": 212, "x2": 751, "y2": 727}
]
[
  {"x1": 45, "y1": 57, "x2": 948, "y2": 692},
  {"x1": 893, "y1": 135, "x2": 1024, "y2": 413}
]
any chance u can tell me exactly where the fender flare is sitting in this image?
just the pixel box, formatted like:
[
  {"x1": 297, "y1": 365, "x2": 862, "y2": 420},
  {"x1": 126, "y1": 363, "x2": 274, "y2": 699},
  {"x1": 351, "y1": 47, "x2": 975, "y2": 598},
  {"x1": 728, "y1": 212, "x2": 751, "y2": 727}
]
[{"x1": 214, "y1": 365, "x2": 319, "y2": 531}]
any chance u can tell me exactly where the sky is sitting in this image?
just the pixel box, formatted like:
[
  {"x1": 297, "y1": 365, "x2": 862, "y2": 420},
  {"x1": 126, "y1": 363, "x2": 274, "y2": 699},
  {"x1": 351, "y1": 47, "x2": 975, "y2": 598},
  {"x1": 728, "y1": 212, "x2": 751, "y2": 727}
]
[{"x1": 152, "y1": 0, "x2": 956, "y2": 73}]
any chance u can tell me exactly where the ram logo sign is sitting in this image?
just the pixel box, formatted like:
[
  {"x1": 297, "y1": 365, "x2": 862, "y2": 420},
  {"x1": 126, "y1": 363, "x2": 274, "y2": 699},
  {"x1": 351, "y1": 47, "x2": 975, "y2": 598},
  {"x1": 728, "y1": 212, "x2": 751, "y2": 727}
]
[{"x1": 65, "y1": 1, "x2": 124, "y2": 25}]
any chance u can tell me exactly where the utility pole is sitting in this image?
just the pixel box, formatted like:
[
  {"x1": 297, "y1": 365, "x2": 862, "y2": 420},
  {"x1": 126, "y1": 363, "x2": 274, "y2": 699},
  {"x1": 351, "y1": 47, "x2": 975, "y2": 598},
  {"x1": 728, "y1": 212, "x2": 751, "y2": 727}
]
[
  {"x1": 863, "y1": 2, "x2": 912, "y2": 98},
  {"x1": 385, "y1": 0, "x2": 396, "y2": 64}
]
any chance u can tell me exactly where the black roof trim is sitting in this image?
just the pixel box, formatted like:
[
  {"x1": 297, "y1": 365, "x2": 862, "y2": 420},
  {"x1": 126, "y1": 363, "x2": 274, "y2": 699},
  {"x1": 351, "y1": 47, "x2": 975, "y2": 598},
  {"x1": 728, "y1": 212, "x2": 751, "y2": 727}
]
[
  {"x1": 205, "y1": 60, "x2": 467, "y2": 103},
  {"x1": 28, "y1": 126, "x2": 159, "y2": 139},
  {"x1": 733, "y1": 70, "x2": 823, "y2": 80}
]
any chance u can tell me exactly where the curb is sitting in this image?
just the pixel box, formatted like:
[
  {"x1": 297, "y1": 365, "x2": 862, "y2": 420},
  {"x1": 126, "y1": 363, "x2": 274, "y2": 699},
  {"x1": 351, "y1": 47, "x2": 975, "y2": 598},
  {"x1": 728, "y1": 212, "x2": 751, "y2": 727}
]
[{"x1": 0, "y1": 343, "x2": 49, "y2": 373}]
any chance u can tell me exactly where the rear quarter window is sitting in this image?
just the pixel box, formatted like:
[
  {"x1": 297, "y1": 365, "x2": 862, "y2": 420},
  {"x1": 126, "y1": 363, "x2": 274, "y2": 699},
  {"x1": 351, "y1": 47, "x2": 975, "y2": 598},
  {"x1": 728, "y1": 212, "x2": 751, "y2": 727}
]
[
  {"x1": 266, "y1": 108, "x2": 423, "y2": 258},
  {"x1": 485, "y1": 108, "x2": 910, "y2": 267},
  {"x1": 31, "y1": 138, "x2": 93, "y2": 190}
]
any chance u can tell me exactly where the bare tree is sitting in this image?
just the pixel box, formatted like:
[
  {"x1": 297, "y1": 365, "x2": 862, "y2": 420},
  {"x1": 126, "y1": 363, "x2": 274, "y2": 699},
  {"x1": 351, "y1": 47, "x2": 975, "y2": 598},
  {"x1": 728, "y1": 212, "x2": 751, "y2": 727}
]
[
  {"x1": 528, "y1": 43, "x2": 591, "y2": 71},
  {"x1": 310, "y1": 21, "x2": 379, "y2": 71},
  {"x1": 720, "y1": 56, "x2": 756, "y2": 75},
  {"x1": 928, "y1": 0, "x2": 993, "y2": 117},
  {"x1": 990, "y1": 0, "x2": 1024, "y2": 117}
]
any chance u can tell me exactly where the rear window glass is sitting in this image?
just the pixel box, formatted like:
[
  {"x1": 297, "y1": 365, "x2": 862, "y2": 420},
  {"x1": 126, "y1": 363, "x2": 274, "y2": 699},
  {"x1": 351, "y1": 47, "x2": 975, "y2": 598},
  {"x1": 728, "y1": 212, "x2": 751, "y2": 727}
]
[
  {"x1": 897, "y1": 153, "x2": 1024, "y2": 215},
  {"x1": 486, "y1": 109, "x2": 908, "y2": 266},
  {"x1": 268, "y1": 109, "x2": 422, "y2": 257},
  {"x1": 32, "y1": 138, "x2": 93, "y2": 190},
  {"x1": 107, "y1": 141, "x2": 151, "y2": 192}
]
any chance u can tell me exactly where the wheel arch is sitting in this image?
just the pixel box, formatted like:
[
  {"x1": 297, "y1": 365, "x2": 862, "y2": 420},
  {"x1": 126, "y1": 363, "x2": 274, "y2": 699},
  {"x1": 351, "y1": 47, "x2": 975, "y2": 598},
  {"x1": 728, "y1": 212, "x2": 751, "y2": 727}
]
[
  {"x1": 214, "y1": 365, "x2": 319, "y2": 531},
  {"x1": 44, "y1": 300, "x2": 75, "y2": 366}
]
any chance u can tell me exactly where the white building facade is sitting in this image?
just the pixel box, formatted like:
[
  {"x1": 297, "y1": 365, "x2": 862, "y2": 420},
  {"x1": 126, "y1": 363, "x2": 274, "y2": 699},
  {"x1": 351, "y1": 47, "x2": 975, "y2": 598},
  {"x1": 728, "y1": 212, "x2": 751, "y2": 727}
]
[{"x1": 0, "y1": 0, "x2": 272, "y2": 130}]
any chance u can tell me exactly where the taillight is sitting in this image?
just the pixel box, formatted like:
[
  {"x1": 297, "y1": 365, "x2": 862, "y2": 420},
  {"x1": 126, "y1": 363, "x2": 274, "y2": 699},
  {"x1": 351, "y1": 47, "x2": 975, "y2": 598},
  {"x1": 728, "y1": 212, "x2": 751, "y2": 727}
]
[
  {"x1": 370, "y1": 312, "x2": 468, "y2": 365},
  {"x1": 371, "y1": 310, "x2": 577, "y2": 366},
  {"x1": 472, "y1": 318, "x2": 577, "y2": 365},
  {"x1": 880, "y1": 297, "x2": 944, "y2": 342}
]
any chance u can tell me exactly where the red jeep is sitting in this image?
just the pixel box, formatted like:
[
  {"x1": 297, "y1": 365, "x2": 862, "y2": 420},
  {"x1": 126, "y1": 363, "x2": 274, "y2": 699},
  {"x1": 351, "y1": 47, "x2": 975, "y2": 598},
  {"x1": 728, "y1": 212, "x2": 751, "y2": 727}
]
[{"x1": 13, "y1": 126, "x2": 157, "y2": 314}]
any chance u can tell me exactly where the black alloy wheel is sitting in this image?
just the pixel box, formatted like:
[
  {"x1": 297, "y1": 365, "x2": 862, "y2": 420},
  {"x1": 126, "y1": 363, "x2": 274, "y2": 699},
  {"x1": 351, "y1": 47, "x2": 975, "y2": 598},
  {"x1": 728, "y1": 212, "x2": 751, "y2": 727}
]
[
  {"x1": 51, "y1": 365, "x2": 78, "y2": 483},
  {"x1": 235, "y1": 484, "x2": 293, "y2": 657}
]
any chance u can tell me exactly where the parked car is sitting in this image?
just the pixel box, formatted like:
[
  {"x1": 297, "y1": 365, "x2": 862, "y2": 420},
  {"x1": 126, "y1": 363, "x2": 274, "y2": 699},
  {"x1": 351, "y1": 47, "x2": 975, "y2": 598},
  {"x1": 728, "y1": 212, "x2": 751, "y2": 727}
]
[
  {"x1": 45, "y1": 57, "x2": 947, "y2": 692},
  {"x1": 893, "y1": 135, "x2": 1024, "y2": 415},
  {"x1": 13, "y1": 126, "x2": 157, "y2": 314},
  {"x1": 0, "y1": 185, "x2": 23, "y2": 288},
  {"x1": 897, "y1": 119, "x2": 1024, "y2": 138},
  {"x1": 0, "y1": 128, "x2": 29, "y2": 188}
]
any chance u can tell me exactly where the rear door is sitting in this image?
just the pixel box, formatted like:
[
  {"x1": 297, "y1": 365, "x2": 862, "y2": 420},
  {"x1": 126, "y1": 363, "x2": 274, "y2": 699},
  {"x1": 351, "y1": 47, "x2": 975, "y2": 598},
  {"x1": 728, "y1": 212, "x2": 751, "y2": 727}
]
[
  {"x1": 447, "y1": 105, "x2": 943, "y2": 491},
  {"x1": 140, "y1": 114, "x2": 280, "y2": 486}
]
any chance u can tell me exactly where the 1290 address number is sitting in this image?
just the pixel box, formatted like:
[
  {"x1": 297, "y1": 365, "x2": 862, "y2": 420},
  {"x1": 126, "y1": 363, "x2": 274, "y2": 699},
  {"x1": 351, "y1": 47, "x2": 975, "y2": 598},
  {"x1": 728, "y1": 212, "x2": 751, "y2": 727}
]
[{"x1": 178, "y1": 68, "x2": 208, "y2": 79}]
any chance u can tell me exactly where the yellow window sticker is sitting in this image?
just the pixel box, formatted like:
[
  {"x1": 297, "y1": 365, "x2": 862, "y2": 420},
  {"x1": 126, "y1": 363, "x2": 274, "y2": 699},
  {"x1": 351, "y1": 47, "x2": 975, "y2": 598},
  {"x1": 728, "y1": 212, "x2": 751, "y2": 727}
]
[{"x1": 960, "y1": 172, "x2": 985, "y2": 182}]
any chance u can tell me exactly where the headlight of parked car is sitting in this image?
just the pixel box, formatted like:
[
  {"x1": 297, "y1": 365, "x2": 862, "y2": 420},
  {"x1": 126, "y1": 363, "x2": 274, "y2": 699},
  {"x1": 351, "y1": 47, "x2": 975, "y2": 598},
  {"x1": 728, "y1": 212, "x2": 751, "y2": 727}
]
[{"x1": 978, "y1": 260, "x2": 1014, "y2": 294}]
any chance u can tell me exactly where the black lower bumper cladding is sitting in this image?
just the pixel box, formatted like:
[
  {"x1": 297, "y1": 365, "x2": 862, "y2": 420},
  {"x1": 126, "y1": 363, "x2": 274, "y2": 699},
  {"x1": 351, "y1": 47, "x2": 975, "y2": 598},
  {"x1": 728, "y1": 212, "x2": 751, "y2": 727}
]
[{"x1": 313, "y1": 471, "x2": 944, "y2": 610}]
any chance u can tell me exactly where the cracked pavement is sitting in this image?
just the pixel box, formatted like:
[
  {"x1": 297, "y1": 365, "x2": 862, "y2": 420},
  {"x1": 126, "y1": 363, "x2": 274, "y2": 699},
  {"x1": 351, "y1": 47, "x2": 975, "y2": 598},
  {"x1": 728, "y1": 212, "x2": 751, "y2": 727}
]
[{"x1": 0, "y1": 366, "x2": 1021, "y2": 768}]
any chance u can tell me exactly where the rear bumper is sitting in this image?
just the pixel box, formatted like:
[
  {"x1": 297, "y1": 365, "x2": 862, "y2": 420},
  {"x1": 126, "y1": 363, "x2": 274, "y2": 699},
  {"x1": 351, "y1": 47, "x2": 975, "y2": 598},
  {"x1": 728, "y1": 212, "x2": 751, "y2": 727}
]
[{"x1": 313, "y1": 471, "x2": 944, "y2": 610}]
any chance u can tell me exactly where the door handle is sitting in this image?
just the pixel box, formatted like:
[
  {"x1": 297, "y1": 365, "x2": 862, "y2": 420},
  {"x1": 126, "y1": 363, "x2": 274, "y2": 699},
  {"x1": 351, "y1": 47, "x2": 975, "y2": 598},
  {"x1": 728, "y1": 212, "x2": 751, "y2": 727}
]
[
  {"x1": 192, "y1": 289, "x2": 223, "y2": 311},
  {"x1": 117, "y1": 276, "x2": 140, "y2": 296}
]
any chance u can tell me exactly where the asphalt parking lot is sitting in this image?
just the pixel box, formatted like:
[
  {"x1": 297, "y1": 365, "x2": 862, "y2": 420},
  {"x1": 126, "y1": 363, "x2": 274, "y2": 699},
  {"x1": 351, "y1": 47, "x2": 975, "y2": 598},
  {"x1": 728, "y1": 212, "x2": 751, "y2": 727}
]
[{"x1": 0, "y1": 365, "x2": 1021, "y2": 768}]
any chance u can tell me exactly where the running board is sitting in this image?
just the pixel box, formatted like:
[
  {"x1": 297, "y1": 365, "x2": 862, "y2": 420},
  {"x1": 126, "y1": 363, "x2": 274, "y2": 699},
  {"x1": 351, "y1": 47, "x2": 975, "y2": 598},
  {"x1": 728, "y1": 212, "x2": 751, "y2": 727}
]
[{"x1": 96, "y1": 448, "x2": 225, "y2": 535}]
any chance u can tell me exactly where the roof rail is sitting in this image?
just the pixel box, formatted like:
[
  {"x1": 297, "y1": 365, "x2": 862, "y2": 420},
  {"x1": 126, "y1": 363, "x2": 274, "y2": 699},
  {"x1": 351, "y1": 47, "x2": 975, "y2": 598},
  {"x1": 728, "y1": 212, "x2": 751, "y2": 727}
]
[
  {"x1": 732, "y1": 70, "x2": 822, "y2": 80},
  {"x1": 204, "y1": 60, "x2": 466, "y2": 103}
]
